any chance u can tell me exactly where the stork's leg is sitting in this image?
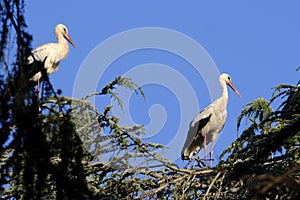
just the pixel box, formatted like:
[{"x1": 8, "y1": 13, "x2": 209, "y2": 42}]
[
  {"x1": 204, "y1": 132, "x2": 207, "y2": 166},
  {"x1": 193, "y1": 159, "x2": 196, "y2": 169},
  {"x1": 37, "y1": 78, "x2": 40, "y2": 101},
  {"x1": 210, "y1": 137, "x2": 215, "y2": 168}
]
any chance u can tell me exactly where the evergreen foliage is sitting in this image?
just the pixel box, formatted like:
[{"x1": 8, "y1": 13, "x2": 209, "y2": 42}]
[{"x1": 0, "y1": 1, "x2": 299, "y2": 199}]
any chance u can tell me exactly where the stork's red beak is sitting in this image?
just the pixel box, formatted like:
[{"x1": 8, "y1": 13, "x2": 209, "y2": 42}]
[
  {"x1": 64, "y1": 33, "x2": 76, "y2": 48},
  {"x1": 228, "y1": 81, "x2": 242, "y2": 98}
]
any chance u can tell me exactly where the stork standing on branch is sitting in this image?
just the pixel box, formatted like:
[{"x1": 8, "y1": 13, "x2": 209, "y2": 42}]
[
  {"x1": 28, "y1": 23, "x2": 76, "y2": 95},
  {"x1": 181, "y1": 73, "x2": 242, "y2": 167}
]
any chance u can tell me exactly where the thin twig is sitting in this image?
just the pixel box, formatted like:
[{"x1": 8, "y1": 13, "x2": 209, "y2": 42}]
[
  {"x1": 138, "y1": 174, "x2": 189, "y2": 199},
  {"x1": 204, "y1": 171, "x2": 221, "y2": 199},
  {"x1": 82, "y1": 91, "x2": 104, "y2": 100},
  {"x1": 216, "y1": 171, "x2": 227, "y2": 199}
]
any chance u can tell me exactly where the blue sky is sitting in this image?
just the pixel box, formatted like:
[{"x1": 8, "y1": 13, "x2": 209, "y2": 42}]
[{"x1": 25, "y1": 1, "x2": 300, "y2": 167}]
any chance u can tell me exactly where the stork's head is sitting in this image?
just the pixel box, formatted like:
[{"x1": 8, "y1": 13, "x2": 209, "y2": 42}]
[
  {"x1": 55, "y1": 24, "x2": 76, "y2": 48},
  {"x1": 219, "y1": 73, "x2": 242, "y2": 98}
]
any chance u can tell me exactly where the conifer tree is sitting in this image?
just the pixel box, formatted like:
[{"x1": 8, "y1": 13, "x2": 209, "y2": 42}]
[{"x1": 1, "y1": 1, "x2": 299, "y2": 199}]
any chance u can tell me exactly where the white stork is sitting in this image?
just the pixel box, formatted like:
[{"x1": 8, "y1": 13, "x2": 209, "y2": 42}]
[
  {"x1": 181, "y1": 73, "x2": 242, "y2": 167},
  {"x1": 28, "y1": 23, "x2": 76, "y2": 92}
]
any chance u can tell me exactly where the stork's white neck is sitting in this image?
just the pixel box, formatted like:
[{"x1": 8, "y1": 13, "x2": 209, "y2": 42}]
[
  {"x1": 220, "y1": 80, "x2": 229, "y2": 107},
  {"x1": 55, "y1": 33, "x2": 70, "y2": 60},
  {"x1": 57, "y1": 34, "x2": 68, "y2": 45}
]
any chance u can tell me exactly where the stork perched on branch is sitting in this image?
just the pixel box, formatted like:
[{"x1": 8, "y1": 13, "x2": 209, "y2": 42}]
[
  {"x1": 28, "y1": 23, "x2": 76, "y2": 94},
  {"x1": 181, "y1": 73, "x2": 242, "y2": 167}
]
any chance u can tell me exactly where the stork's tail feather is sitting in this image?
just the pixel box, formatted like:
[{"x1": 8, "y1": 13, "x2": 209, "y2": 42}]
[{"x1": 25, "y1": 56, "x2": 48, "y2": 83}]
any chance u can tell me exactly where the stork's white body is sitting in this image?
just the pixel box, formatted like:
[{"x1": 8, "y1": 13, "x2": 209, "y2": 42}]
[
  {"x1": 181, "y1": 93, "x2": 228, "y2": 160},
  {"x1": 28, "y1": 24, "x2": 75, "y2": 81},
  {"x1": 181, "y1": 73, "x2": 241, "y2": 167}
]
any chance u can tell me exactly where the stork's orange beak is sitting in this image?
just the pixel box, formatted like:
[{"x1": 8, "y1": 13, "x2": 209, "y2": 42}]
[
  {"x1": 228, "y1": 81, "x2": 242, "y2": 98},
  {"x1": 64, "y1": 33, "x2": 76, "y2": 48}
]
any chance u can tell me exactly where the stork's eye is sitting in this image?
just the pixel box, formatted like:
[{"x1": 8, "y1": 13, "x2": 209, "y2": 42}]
[
  {"x1": 63, "y1": 27, "x2": 67, "y2": 33},
  {"x1": 227, "y1": 76, "x2": 231, "y2": 81}
]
